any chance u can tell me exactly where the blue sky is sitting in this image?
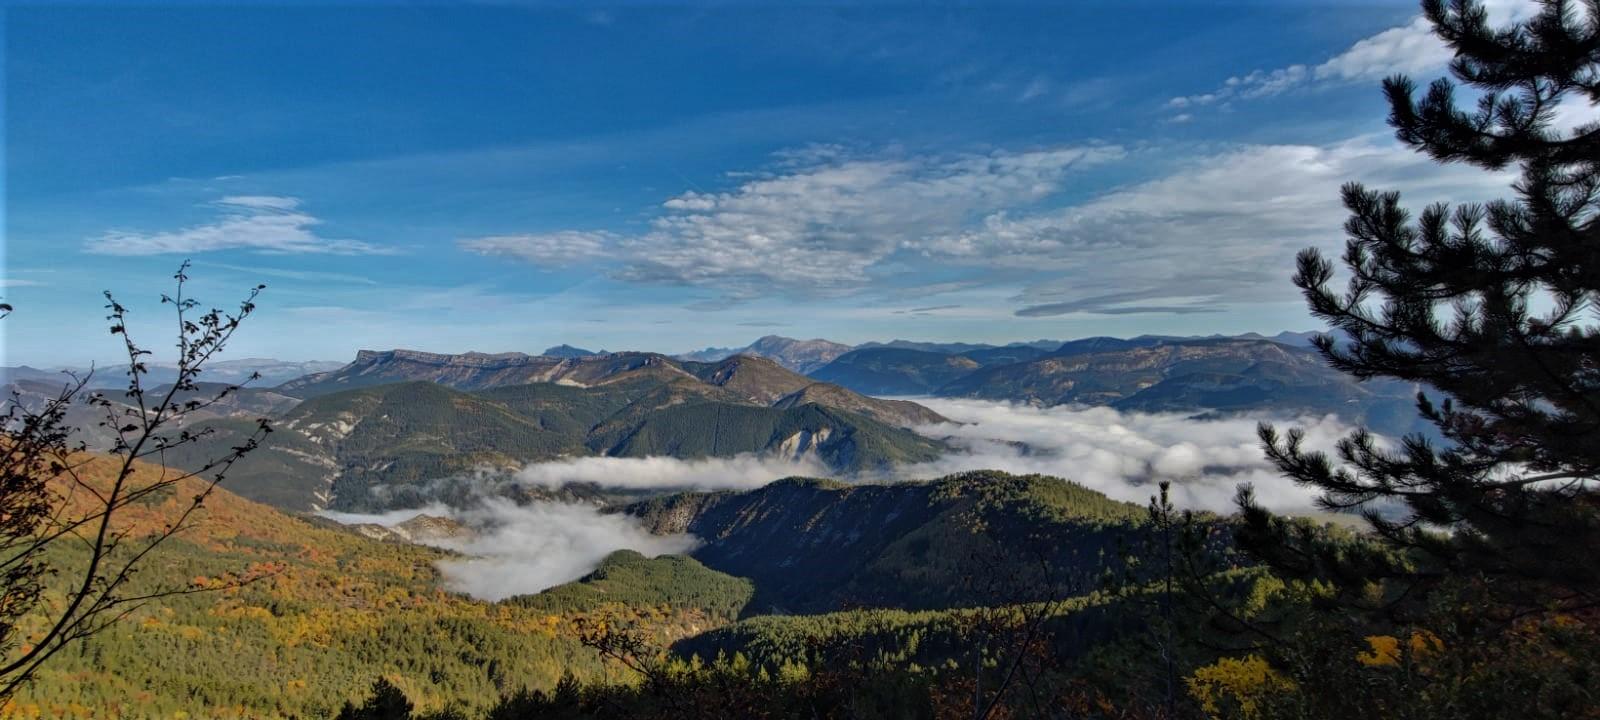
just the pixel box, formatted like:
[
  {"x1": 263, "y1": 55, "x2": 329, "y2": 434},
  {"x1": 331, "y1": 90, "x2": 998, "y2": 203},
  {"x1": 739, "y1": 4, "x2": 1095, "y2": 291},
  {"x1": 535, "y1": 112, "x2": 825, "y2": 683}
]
[{"x1": 2, "y1": 1, "x2": 1561, "y2": 366}]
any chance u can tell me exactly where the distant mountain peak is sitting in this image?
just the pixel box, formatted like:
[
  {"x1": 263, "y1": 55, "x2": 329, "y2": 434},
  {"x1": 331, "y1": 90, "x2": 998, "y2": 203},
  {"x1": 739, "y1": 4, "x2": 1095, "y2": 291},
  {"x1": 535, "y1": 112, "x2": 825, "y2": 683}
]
[
  {"x1": 541, "y1": 344, "x2": 600, "y2": 358},
  {"x1": 738, "y1": 336, "x2": 853, "y2": 374}
]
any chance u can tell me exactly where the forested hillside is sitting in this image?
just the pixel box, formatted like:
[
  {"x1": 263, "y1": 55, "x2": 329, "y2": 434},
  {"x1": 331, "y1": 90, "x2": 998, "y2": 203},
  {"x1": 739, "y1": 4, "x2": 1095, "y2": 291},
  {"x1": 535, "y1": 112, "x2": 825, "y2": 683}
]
[
  {"x1": 626, "y1": 471, "x2": 1148, "y2": 614},
  {"x1": 4, "y1": 455, "x2": 735, "y2": 719}
]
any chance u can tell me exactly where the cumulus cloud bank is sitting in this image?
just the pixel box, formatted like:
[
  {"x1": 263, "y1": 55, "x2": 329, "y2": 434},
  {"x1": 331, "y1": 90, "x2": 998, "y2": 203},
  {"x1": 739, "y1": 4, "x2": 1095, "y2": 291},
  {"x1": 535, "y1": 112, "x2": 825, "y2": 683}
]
[
  {"x1": 899, "y1": 398, "x2": 1362, "y2": 514},
  {"x1": 324, "y1": 497, "x2": 697, "y2": 601}
]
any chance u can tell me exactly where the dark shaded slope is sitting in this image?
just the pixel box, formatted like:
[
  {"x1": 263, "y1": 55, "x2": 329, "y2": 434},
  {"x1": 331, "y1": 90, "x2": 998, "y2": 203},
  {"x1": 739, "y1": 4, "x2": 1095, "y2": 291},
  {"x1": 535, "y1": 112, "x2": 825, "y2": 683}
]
[
  {"x1": 626, "y1": 471, "x2": 1144, "y2": 614},
  {"x1": 809, "y1": 348, "x2": 981, "y2": 395}
]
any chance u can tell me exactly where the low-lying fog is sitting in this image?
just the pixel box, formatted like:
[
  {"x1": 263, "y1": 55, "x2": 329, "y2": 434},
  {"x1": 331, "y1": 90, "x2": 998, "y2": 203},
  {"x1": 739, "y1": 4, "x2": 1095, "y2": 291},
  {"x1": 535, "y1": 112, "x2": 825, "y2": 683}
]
[
  {"x1": 325, "y1": 399, "x2": 1364, "y2": 601},
  {"x1": 323, "y1": 499, "x2": 698, "y2": 601},
  {"x1": 903, "y1": 398, "x2": 1354, "y2": 512}
]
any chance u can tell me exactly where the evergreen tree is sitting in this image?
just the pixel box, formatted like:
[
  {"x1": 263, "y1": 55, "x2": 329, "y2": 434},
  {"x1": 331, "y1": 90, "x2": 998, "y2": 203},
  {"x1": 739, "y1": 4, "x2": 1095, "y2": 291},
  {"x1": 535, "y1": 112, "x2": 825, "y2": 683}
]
[
  {"x1": 336, "y1": 677, "x2": 414, "y2": 720},
  {"x1": 1246, "y1": 0, "x2": 1599, "y2": 621}
]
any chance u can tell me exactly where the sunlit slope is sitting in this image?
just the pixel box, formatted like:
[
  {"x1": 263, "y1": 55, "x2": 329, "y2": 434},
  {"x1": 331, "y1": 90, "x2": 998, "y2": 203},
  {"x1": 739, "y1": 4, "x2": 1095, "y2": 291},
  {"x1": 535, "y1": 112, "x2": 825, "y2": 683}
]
[{"x1": 6, "y1": 455, "x2": 723, "y2": 719}]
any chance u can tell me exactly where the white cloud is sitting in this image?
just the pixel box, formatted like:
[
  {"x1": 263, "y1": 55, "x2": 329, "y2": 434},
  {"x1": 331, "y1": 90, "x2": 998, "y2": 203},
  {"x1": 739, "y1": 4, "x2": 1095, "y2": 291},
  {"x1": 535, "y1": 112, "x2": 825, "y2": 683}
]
[
  {"x1": 218, "y1": 195, "x2": 303, "y2": 211},
  {"x1": 1550, "y1": 94, "x2": 1600, "y2": 135},
  {"x1": 899, "y1": 398, "x2": 1366, "y2": 514},
  {"x1": 459, "y1": 230, "x2": 620, "y2": 267},
  {"x1": 463, "y1": 129, "x2": 1535, "y2": 314},
  {"x1": 1311, "y1": 16, "x2": 1452, "y2": 83},
  {"x1": 481, "y1": 146, "x2": 1123, "y2": 301},
  {"x1": 85, "y1": 196, "x2": 390, "y2": 256},
  {"x1": 513, "y1": 453, "x2": 830, "y2": 491},
  {"x1": 1018, "y1": 76, "x2": 1051, "y2": 102},
  {"x1": 917, "y1": 136, "x2": 1516, "y2": 315},
  {"x1": 1168, "y1": 0, "x2": 1543, "y2": 111},
  {"x1": 324, "y1": 498, "x2": 698, "y2": 601}
]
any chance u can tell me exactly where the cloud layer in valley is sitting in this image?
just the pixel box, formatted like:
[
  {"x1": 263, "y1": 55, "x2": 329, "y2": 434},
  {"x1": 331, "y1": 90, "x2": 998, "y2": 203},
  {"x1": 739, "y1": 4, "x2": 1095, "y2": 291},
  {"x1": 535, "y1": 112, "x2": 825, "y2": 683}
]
[
  {"x1": 324, "y1": 498, "x2": 697, "y2": 601},
  {"x1": 901, "y1": 398, "x2": 1360, "y2": 513},
  {"x1": 496, "y1": 399, "x2": 1363, "y2": 514},
  {"x1": 512, "y1": 453, "x2": 832, "y2": 491}
]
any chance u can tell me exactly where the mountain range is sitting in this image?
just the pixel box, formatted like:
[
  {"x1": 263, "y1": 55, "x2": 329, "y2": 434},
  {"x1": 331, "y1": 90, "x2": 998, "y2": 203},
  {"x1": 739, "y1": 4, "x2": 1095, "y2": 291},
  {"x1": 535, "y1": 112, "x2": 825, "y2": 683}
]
[
  {"x1": 6, "y1": 329, "x2": 1408, "y2": 514},
  {"x1": 10, "y1": 332, "x2": 1392, "y2": 718},
  {"x1": 25, "y1": 351, "x2": 950, "y2": 511},
  {"x1": 0, "y1": 358, "x2": 345, "y2": 389},
  {"x1": 807, "y1": 333, "x2": 1423, "y2": 437}
]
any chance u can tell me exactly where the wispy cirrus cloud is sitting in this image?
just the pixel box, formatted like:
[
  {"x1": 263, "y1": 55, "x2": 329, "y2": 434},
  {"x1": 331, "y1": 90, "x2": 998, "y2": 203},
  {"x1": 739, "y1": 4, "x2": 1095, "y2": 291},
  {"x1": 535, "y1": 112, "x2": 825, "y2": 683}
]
[
  {"x1": 1166, "y1": 0, "x2": 1540, "y2": 113},
  {"x1": 458, "y1": 130, "x2": 1523, "y2": 318},
  {"x1": 457, "y1": 230, "x2": 620, "y2": 267},
  {"x1": 895, "y1": 304, "x2": 962, "y2": 315},
  {"x1": 458, "y1": 145, "x2": 1124, "y2": 303},
  {"x1": 84, "y1": 196, "x2": 391, "y2": 256},
  {"x1": 201, "y1": 261, "x2": 379, "y2": 286},
  {"x1": 918, "y1": 137, "x2": 1516, "y2": 316},
  {"x1": 1014, "y1": 290, "x2": 1223, "y2": 317}
]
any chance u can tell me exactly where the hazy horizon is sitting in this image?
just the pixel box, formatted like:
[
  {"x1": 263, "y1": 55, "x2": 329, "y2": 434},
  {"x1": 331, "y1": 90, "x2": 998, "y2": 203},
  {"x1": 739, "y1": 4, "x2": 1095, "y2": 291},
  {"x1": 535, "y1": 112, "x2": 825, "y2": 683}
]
[{"x1": 2, "y1": 328, "x2": 1329, "y2": 370}]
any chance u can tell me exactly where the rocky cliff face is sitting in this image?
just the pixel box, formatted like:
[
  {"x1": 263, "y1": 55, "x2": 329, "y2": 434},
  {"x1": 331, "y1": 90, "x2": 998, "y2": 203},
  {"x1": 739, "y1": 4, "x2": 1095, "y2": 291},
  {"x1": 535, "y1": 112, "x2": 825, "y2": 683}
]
[{"x1": 348, "y1": 513, "x2": 471, "y2": 544}]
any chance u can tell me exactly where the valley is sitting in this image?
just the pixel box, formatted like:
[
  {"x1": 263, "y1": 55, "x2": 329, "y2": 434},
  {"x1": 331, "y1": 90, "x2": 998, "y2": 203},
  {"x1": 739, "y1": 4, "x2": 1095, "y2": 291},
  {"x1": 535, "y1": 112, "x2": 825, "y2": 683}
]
[
  {"x1": 11, "y1": 5, "x2": 1593, "y2": 715},
  {"x1": 3, "y1": 331, "x2": 1386, "y2": 716}
]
